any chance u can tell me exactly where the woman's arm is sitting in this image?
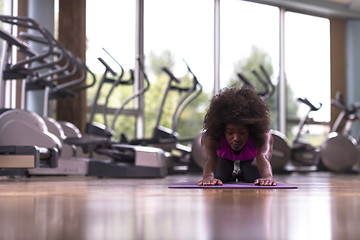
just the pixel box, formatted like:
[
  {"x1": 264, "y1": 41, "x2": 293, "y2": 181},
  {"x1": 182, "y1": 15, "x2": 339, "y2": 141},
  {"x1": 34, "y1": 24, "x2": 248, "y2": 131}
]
[
  {"x1": 198, "y1": 134, "x2": 223, "y2": 186},
  {"x1": 254, "y1": 132, "x2": 277, "y2": 186}
]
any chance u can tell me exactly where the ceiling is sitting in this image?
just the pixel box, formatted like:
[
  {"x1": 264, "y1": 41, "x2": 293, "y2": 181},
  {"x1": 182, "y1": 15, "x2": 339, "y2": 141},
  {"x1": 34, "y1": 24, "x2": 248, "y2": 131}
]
[
  {"x1": 328, "y1": 0, "x2": 360, "y2": 10},
  {"x1": 247, "y1": 0, "x2": 360, "y2": 19}
]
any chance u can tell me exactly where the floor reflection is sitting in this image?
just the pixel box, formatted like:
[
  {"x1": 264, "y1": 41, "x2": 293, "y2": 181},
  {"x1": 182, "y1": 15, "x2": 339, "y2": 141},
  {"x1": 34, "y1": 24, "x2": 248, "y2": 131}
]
[
  {"x1": 282, "y1": 191, "x2": 331, "y2": 240},
  {"x1": 201, "y1": 189, "x2": 273, "y2": 240},
  {"x1": 1, "y1": 173, "x2": 360, "y2": 239},
  {"x1": 0, "y1": 194, "x2": 87, "y2": 240},
  {"x1": 84, "y1": 185, "x2": 209, "y2": 240}
]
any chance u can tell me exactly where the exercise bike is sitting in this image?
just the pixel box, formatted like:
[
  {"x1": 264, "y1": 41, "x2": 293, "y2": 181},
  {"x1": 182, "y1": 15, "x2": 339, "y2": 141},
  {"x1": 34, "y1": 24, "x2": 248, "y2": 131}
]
[
  {"x1": 252, "y1": 66, "x2": 323, "y2": 171},
  {"x1": 237, "y1": 66, "x2": 291, "y2": 171},
  {"x1": 237, "y1": 66, "x2": 322, "y2": 171},
  {"x1": 319, "y1": 92, "x2": 360, "y2": 173}
]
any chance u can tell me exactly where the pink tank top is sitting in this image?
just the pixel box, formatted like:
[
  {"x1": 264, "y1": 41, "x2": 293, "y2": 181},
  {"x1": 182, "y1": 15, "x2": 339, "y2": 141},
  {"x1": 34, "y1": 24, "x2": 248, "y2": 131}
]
[{"x1": 216, "y1": 137, "x2": 258, "y2": 161}]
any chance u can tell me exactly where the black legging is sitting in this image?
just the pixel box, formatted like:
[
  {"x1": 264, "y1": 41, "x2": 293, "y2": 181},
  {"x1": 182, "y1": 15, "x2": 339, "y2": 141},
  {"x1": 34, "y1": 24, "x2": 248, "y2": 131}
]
[{"x1": 214, "y1": 157, "x2": 261, "y2": 183}]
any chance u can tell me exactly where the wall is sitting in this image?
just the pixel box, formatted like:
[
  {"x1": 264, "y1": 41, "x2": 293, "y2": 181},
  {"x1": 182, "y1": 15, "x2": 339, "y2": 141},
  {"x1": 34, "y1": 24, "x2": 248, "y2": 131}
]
[{"x1": 347, "y1": 19, "x2": 360, "y2": 138}]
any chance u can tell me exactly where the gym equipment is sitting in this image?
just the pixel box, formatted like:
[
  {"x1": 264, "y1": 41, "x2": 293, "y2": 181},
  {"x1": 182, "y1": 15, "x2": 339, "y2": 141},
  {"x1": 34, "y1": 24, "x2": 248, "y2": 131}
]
[
  {"x1": 0, "y1": 108, "x2": 59, "y2": 174},
  {"x1": 168, "y1": 181, "x2": 297, "y2": 189},
  {"x1": 319, "y1": 92, "x2": 360, "y2": 172},
  {"x1": 85, "y1": 51, "x2": 134, "y2": 139},
  {"x1": 0, "y1": 15, "x2": 97, "y2": 176},
  {"x1": 128, "y1": 60, "x2": 203, "y2": 173},
  {"x1": 236, "y1": 65, "x2": 274, "y2": 101},
  {"x1": 1, "y1": 145, "x2": 40, "y2": 168},
  {"x1": 25, "y1": 45, "x2": 167, "y2": 177},
  {"x1": 101, "y1": 49, "x2": 140, "y2": 135},
  {"x1": 0, "y1": 15, "x2": 92, "y2": 107},
  {"x1": 270, "y1": 98, "x2": 322, "y2": 172},
  {"x1": 0, "y1": 15, "x2": 177, "y2": 178},
  {"x1": 63, "y1": 56, "x2": 168, "y2": 178},
  {"x1": 190, "y1": 131, "x2": 204, "y2": 169},
  {"x1": 239, "y1": 66, "x2": 291, "y2": 171},
  {"x1": 64, "y1": 49, "x2": 138, "y2": 146},
  {"x1": 236, "y1": 66, "x2": 323, "y2": 171},
  {"x1": 0, "y1": 15, "x2": 168, "y2": 178},
  {"x1": 130, "y1": 61, "x2": 202, "y2": 144},
  {"x1": 0, "y1": 16, "x2": 67, "y2": 175},
  {"x1": 289, "y1": 98, "x2": 322, "y2": 167}
]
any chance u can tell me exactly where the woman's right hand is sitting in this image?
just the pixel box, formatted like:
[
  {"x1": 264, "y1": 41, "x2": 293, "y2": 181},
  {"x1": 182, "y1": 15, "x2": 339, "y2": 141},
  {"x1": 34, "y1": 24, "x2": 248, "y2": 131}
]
[{"x1": 198, "y1": 176, "x2": 223, "y2": 186}]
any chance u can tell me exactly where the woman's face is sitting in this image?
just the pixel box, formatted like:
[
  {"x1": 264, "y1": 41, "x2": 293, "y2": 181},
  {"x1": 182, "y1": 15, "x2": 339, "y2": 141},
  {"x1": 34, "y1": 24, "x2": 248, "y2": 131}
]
[{"x1": 224, "y1": 123, "x2": 249, "y2": 151}]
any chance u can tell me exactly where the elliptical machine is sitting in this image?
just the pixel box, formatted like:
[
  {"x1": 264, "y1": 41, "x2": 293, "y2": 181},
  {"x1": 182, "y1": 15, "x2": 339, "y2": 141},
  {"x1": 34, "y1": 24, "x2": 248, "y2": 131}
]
[
  {"x1": 0, "y1": 16, "x2": 68, "y2": 175},
  {"x1": 0, "y1": 15, "x2": 167, "y2": 178},
  {"x1": 63, "y1": 55, "x2": 168, "y2": 178},
  {"x1": 127, "y1": 60, "x2": 203, "y2": 173},
  {"x1": 0, "y1": 14, "x2": 98, "y2": 176}
]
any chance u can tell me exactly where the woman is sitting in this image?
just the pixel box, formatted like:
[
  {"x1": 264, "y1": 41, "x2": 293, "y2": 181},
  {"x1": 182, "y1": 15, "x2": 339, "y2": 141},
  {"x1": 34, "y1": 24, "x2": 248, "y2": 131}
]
[{"x1": 198, "y1": 87, "x2": 276, "y2": 186}]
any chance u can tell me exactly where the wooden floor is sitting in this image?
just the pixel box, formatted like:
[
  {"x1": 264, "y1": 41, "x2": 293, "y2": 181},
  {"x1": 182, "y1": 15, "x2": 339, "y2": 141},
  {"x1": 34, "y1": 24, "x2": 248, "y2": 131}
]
[{"x1": 1, "y1": 171, "x2": 360, "y2": 240}]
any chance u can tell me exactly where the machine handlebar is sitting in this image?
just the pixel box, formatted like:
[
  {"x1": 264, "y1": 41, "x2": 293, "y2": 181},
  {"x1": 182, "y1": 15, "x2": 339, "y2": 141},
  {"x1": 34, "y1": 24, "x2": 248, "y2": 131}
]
[
  {"x1": 162, "y1": 67, "x2": 181, "y2": 84},
  {"x1": 98, "y1": 57, "x2": 117, "y2": 76},
  {"x1": 297, "y1": 97, "x2": 322, "y2": 112}
]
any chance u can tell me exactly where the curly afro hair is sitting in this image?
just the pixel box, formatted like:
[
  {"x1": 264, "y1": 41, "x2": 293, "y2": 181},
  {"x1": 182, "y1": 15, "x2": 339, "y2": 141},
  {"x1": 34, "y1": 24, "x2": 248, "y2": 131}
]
[{"x1": 203, "y1": 86, "x2": 270, "y2": 148}]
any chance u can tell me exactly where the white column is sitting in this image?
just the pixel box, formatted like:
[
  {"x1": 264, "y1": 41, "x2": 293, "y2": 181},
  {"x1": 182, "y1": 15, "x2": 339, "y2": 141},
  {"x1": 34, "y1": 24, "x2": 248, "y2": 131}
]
[
  {"x1": 135, "y1": 0, "x2": 145, "y2": 139},
  {"x1": 214, "y1": 0, "x2": 220, "y2": 95},
  {"x1": 279, "y1": 8, "x2": 286, "y2": 134}
]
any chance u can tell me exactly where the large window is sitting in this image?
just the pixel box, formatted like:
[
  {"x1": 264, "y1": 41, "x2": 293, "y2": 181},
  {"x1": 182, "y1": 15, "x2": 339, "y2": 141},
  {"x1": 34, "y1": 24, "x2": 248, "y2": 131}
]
[
  {"x1": 86, "y1": 0, "x2": 135, "y2": 73},
  {"x1": 220, "y1": 1, "x2": 279, "y2": 89},
  {"x1": 220, "y1": 1, "x2": 279, "y2": 129},
  {"x1": 144, "y1": 0, "x2": 213, "y2": 139},
  {"x1": 85, "y1": 1, "x2": 331, "y2": 145},
  {"x1": 220, "y1": 1, "x2": 330, "y2": 145},
  {"x1": 284, "y1": 12, "x2": 330, "y2": 145},
  {"x1": 86, "y1": 0, "x2": 136, "y2": 140},
  {"x1": 86, "y1": 0, "x2": 212, "y2": 141}
]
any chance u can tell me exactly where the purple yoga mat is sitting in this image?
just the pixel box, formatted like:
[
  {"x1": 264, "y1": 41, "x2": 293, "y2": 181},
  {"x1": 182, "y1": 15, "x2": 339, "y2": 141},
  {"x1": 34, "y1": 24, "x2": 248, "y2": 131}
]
[{"x1": 168, "y1": 181, "x2": 297, "y2": 189}]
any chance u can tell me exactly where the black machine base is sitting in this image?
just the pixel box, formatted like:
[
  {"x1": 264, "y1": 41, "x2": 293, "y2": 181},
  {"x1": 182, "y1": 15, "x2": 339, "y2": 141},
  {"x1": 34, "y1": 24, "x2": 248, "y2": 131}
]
[{"x1": 87, "y1": 160, "x2": 167, "y2": 178}]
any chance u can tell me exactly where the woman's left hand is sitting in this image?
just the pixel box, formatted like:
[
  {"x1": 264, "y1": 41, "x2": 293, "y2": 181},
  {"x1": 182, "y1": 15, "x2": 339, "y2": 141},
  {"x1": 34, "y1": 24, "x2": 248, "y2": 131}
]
[{"x1": 254, "y1": 177, "x2": 277, "y2": 186}]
